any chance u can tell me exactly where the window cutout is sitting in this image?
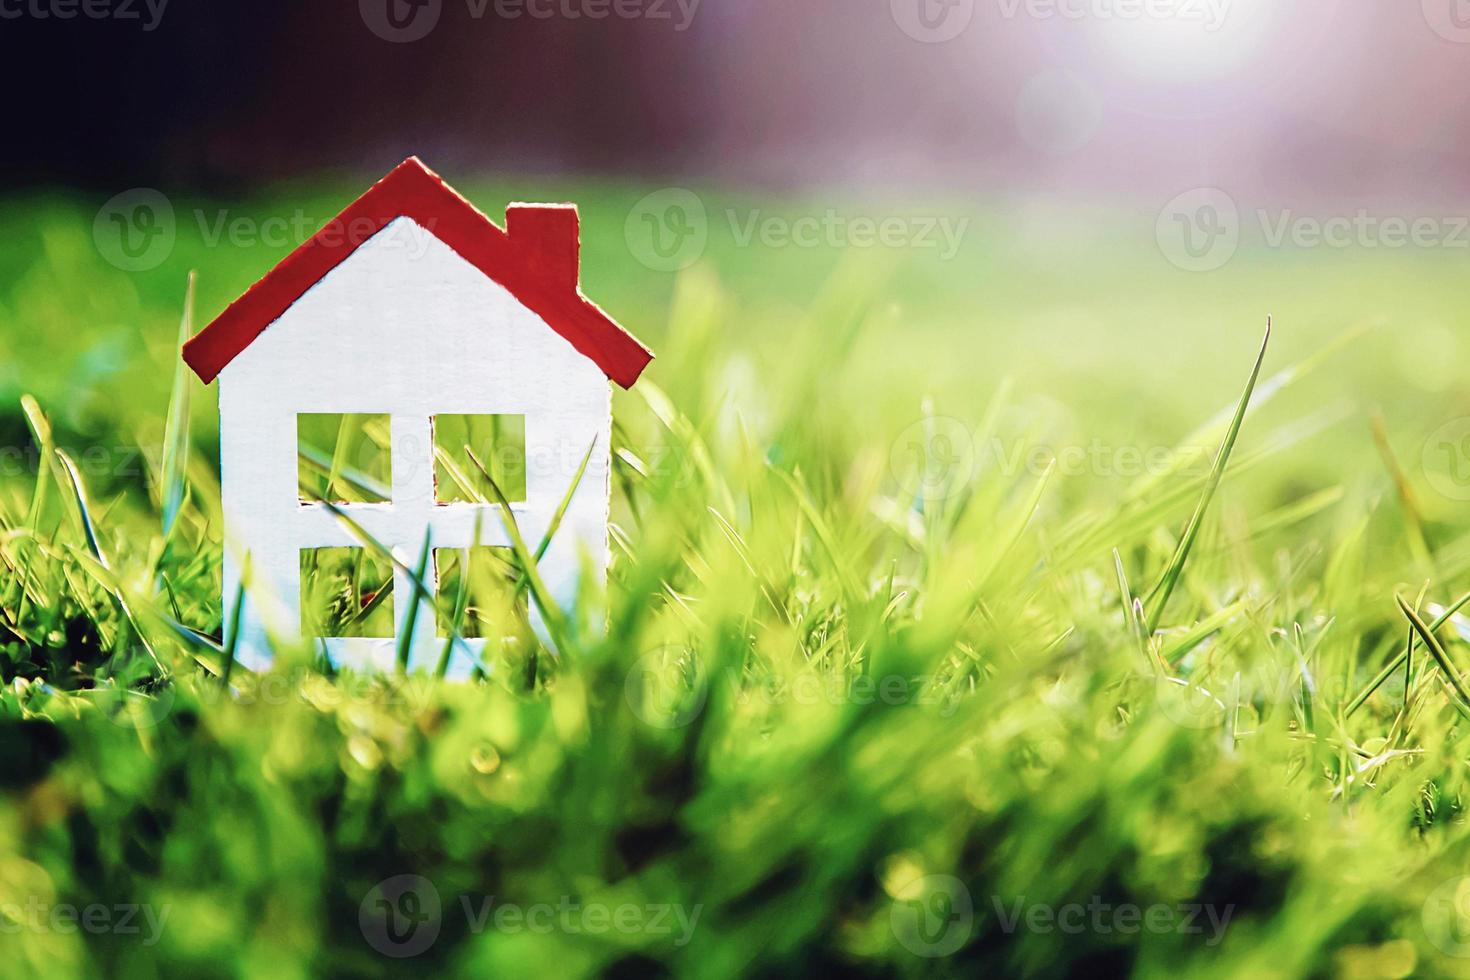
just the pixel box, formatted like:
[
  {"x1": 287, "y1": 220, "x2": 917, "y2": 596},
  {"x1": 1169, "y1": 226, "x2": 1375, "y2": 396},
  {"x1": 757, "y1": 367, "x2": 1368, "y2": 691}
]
[
  {"x1": 434, "y1": 547, "x2": 528, "y2": 639},
  {"x1": 298, "y1": 414, "x2": 392, "y2": 504},
  {"x1": 300, "y1": 548, "x2": 395, "y2": 638},
  {"x1": 433, "y1": 415, "x2": 527, "y2": 504}
]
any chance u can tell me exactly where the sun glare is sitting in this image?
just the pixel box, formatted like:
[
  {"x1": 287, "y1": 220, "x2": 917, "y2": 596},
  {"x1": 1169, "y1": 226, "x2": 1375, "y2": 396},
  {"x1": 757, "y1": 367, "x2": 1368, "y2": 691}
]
[{"x1": 1082, "y1": 0, "x2": 1279, "y2": 83}]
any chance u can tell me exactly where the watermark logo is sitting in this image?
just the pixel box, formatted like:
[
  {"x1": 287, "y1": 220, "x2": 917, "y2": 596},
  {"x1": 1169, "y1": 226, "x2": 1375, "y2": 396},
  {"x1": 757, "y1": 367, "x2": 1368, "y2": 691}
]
[
  {"x1": 1423, "y1": 0, "x2": 1470, "y2": 43},
  {"x1": 1424, "y1": 876, "x2": 1470, "y2": 957},
  {"x1": 1423, "y1": 419, "x2": 1470, "y2": 502},
  {"x1": 94, "y1": 189, "x2": 176, "y2": 272},
  {"x1": 992, "y1": 895, "x2": 1233, "y2": 945},
  {"x1": 462, "y1": 896, "x2": 701, "y2": 945},
  {"x1": 890, "y1": 874, "x2": 974, "y2": 957},
  {"x1": 728, "y1": 209, "x2": 968, "y2": 259},
  {"x1": 95, "y1": 684, "x2": 177, "y2": 731},
  {"x1": 0, "y1": 0, "x2": 170, "y2": 30},
  {"x1": 623, "y1": 654, "x2": 958, "y2": 728},
  {"x1": 92, "y1": 194, "x2": 441, "y2": 272},
  {"x1": 359, "y1": 878, "x2": 700, "y2": 954},
  {"x1": 626, "y1": 189, "x2": 709, "y2": 272},
  {"x1": 996, "y1": 0, "x2": 1228, "y2": 29},
  {"x1": 626, "y1": 191, "x2": 969, "y2": 269},
  {"x1": 890, "y1": 417, "x2": 977, "y2": 503},
  {"x1": 194, "y1": 209, "x2": 425, "y2": 254},
  {"x1": 362, "y1": 0, "x2": 700, "y2": 41},
  {"x1": 360, "y1": 875, "x2": 443, "y2": 958},
  {"x1": 891, "y1": 0, "x2": 975, "y2": 43},
  {"x1": 1156, "y1": 187, "x2": 1240, "y2": 273},
  {"x1": 1015, "y1": 70, "x2": 1103, "y2": 155},
  {"x1": 361, "y1": 0, "x2": 443, "y2": 42},
  {"x1": 625, "y1": 645, "x2": 707, "y2": 729},
  {"x1": 1159, "y1": 188, "x2": 1470, "y2": 272},
  {"x1": 1156, "y1": 662, "x2": 1368, "y2": 733},
  {"x1": 890, "y1": 420, "x2": 1211, "y2": 503},
  {"x1": 489, "y1": 0, "x2": 702, "y2": 29},
  {"x1": 1156, "y1": 675, "x2": 1229, "y2": 730},
  {"x1": 0, "y1": 898, "x2": 169, "y2": 945}
]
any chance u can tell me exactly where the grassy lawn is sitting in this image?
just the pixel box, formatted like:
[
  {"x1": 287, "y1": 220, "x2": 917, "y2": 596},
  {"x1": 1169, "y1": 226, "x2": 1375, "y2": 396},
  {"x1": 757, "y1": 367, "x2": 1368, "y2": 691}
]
[{"x1": 2, "y1": 175, "x2": 1470, "y2": 978}]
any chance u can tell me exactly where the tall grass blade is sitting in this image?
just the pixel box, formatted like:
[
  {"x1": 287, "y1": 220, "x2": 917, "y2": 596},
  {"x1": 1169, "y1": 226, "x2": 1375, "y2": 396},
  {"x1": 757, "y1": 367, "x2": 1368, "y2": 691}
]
[
  {"x1": 1397, "y1": 594, "x2": 1470, "y2": 708},
  {"x1": 1346, "y1": 590, "x2": 1470, "y2": 717},
  {"x1": 1144, "y1": 321, "x2": 1270, "y2": 633},
  {"x1": 160, "y1": 272, "x2": 196, "y2": 541},
  {"x1": 396, "y1": 530, "x2": 433, "y2": 674},
  {"x1": 56, "y1": 449, "x2": 162, "y2": 671},
  {"x1": 221, "y1": 579, "x2": 246, "y2": 686},
  {"x1": 463, "y1": 447, "x2": 570, "y2": 651}
]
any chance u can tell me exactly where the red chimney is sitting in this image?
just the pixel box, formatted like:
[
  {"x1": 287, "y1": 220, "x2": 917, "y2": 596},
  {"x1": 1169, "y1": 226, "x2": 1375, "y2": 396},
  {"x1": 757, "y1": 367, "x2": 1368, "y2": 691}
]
[{"x1": 506, "y1": 204, "x2": 580, "y2": 290}]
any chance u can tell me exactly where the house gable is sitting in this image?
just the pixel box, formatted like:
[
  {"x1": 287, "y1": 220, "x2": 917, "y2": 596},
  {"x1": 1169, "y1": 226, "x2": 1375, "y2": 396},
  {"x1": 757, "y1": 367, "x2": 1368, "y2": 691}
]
[
  {"x1": 183, "y1": 157, "x2": 653, "y2": 388},
  {"x1": 222, "y1": 215, "x2": 610, "y2": 412}
]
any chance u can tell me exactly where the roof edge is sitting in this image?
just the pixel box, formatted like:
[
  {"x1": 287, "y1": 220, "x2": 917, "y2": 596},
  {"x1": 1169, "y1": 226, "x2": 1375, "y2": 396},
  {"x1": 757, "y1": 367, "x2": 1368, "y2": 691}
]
[{"x1": 181, "y1": 158, "x2": 653, "y2": 388}]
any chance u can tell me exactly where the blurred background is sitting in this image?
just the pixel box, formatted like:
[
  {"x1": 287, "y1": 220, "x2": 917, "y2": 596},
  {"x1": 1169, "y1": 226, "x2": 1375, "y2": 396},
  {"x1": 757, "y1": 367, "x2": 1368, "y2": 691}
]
[
  {"x1": 5, "y1": 0, "x2": 1470, "y2": 514},
  {"x1": 5, "y1": 0, "x2": 1468, "y2": 200}
]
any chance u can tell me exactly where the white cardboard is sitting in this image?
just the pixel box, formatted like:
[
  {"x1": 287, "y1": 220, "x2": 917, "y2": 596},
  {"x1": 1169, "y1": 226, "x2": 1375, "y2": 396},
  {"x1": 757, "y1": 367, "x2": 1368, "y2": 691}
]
[{"x1": 218, "y1": 217, "x2": 611, "y2": 679}]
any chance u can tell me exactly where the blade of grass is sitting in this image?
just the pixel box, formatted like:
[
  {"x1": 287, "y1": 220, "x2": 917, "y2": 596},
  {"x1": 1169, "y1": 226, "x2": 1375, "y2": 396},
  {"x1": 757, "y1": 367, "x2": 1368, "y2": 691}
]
[
  {"x1": 56, "y1": 450, "x2": 107, "y2": 566},
  {"x1": 1114, "y1": 547, "x2": 1158, "y2": 675},
  {"x1": 1345, "y1": 590, "x2": 1470, "y2": 716},
  {"x1": 21, "y1": 394, "x2": 54, "y2": 533},
  {"x1": 639, "y1": 380, "x2": 734, "y2": 515},
  {"x1": 1144, "y1": 320, "x2": 1270, "y2": 633},
  {"x1": 56, "y1": 449, "x2": 163, "y2": 673},
  {"x1": 435, "y1": 547, "x2": 475, "y2": 679},
  {"x1": 221, "y1": 578, "x2": 246, "y2": 686},
  {"x1": 434, "y1": 445, "x2": 481, "y2": 501},
  {"x1": 976, "y1": 458, "x2": 1053, "y2": 591},
  {"x1": 67, "y1": 546, "x2": 225, "y2": 662},
  {"x1": 1159, "y1": 597, "x2": 1255, "y2": 666},
  {"x1": 463, "y1": 446, "x2": 569, "y2": 651},
  {"x1": 395, "y1": 530, "x2": 432, "y2": 674},
  {"x1": 160, "y1": 272, "x2": 196, "y2": 543},
  {"x1": 1126, "y1": 321, "x2": 1364, "y2": 501},
  {"x1": 1370, "y1": 410, "x2": 1433, "y2": 572},
  {"x1": 326, "y1": 414, "x2": 357, "y2": 503},
  {"x1": 1397, "y1": 594, "x2": 1470, "y2": 707},
  {"x1": 344, "y1": 572, "x2": 394, "y2": 629},
  {"x1": 532, "y1": 438, "x2": 596, "y2": 565},
  {"x1": 12, "y1": 395, "x2": 55, "y2": 617},
  {"x1": 298, "y1": 444, "x2": 392, "y2": 501},
  {"x1": 775, "y1": 467, "x2": 864, "y2": 604},
  {"x1": 312, "y1": 499, "x2": 485, "y2": 676}
]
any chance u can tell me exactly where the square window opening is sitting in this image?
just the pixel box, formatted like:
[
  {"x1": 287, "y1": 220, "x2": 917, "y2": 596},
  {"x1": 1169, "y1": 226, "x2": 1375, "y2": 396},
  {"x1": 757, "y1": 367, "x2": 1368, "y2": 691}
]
[
  {"x1": 434, "y1": 547, "x2": 529, "y2": 640},
  {"x1": 298, "y1": 413, "x2": 392, "y2": 504},
  {"x1": 433, "y1": 414, "x2": 527, "y2": 504},
  {"x1": 300, "y1": 547, "x2": 395, "y2": 639}
]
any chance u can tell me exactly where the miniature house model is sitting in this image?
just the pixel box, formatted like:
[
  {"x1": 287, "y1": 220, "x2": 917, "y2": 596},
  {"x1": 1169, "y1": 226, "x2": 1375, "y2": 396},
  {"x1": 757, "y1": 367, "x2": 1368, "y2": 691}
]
[{"x1": 182, "y1": 158, "x2": 653, "y2": 677}]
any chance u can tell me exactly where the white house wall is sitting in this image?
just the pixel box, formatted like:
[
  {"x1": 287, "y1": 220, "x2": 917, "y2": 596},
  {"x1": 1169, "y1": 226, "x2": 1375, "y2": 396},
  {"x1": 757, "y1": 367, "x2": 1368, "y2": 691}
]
[{"x1": 218, "y1": 216, "x2": 612, "y2": 679}]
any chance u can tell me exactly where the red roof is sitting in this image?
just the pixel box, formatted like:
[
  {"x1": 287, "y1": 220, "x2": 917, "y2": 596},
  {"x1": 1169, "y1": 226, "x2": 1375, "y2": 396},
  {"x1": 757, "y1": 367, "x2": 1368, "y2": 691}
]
[{"x1": 181, "y1": 157, "x2": 653, "y2": 388}]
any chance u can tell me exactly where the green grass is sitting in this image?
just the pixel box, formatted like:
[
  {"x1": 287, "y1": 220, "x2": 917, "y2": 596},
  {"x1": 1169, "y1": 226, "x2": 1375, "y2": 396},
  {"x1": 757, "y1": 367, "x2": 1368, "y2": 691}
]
[{"x1": 3, "y1": 176, "x2": 1470, "y2": 977}]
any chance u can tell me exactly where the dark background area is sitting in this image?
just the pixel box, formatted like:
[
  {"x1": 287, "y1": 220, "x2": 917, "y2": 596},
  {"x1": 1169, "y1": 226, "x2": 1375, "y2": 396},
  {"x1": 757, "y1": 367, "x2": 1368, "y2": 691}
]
[
  {"x1": 4, "y1": 1, "x2": 715, "y2": 191},
  {"x1": 5, "y1": 2, "x2": 1470, "y2": 203}
]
